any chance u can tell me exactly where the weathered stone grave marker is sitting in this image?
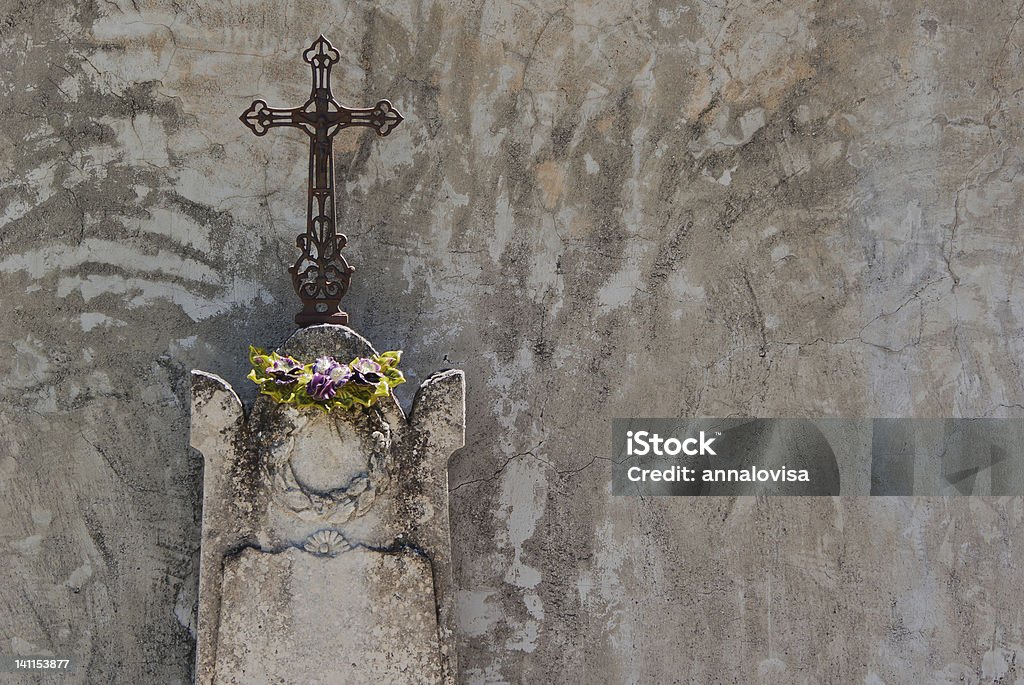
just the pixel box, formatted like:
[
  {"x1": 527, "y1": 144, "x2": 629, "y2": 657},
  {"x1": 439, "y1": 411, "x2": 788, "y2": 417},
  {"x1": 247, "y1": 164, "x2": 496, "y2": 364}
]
[{"x1": 190, "y1": 37, "x2": 462, "y2": 685}]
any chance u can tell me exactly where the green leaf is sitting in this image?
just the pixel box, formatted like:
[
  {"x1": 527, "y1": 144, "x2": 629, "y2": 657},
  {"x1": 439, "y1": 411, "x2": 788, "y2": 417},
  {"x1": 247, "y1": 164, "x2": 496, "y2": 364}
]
[{"x1": 377, "y1": 350, "x2": 402, "y2": 369}]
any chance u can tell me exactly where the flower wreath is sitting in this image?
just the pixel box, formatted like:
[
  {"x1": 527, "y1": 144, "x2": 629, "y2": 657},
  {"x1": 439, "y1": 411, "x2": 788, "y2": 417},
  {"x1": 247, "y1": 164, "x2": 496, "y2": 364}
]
[{"x1": 247, "y1": 345, "x2": 405, "y2": 411}]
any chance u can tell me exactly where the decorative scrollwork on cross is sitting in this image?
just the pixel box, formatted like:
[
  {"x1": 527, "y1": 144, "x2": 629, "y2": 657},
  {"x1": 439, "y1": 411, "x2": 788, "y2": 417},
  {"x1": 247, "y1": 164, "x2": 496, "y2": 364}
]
[{"x1": 240, "y1": 35, "x2": 404, "y2": 326}]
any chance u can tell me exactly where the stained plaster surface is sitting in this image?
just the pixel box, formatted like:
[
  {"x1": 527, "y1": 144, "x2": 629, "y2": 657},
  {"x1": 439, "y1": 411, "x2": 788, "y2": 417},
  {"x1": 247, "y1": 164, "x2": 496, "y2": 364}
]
[{"x1": 1, "y1": 1, "x2": 1024, "y2": 683}]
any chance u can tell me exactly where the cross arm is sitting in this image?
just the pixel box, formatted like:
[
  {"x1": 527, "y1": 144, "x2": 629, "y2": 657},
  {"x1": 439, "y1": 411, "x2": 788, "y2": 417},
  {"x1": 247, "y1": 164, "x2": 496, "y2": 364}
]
[
  {"x1": 328, "y1": 99, "x2": 404, "y2": 137},
  {"x1": 240, "y1": 99, "x2": 310, "y2": 137}
]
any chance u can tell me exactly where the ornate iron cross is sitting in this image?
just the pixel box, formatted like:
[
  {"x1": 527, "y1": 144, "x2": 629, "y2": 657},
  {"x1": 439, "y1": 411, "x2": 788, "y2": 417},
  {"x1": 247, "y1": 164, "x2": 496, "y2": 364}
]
[{"x1": 240, "y1": 35, "x2": 403, "y2": 326}]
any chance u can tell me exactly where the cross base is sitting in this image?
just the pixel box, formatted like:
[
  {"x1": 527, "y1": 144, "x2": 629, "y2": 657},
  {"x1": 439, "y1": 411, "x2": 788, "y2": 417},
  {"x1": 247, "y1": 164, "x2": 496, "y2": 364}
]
[{"x1": 295, "y1": 307, "x2": 350, "y2": 327}]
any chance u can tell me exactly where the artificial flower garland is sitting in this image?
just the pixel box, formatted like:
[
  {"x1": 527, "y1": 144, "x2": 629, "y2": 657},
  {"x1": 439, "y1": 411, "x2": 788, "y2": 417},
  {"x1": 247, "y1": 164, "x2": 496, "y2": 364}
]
[{"x1": 247, "y1": 345, "x2": 404, "y2": 411}]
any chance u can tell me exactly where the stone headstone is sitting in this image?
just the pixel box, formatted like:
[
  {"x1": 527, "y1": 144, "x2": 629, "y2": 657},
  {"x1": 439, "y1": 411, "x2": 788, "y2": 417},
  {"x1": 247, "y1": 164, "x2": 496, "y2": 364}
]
[{"x1": 190, "y1": 325, "x2": 464, "y2": 684}]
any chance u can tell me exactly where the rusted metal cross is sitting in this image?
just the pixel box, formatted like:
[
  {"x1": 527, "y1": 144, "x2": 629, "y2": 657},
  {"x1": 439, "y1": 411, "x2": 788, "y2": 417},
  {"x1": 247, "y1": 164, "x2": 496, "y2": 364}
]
[{"x1": 240, "y1": 35, "x2": 403, "y2": 326}]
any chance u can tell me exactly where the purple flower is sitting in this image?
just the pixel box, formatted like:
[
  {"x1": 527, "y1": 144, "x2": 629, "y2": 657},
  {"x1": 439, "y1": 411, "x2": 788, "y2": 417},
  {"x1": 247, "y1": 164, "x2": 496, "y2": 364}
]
[
  {"x1": 312, "y1": 356, "x2": 339, "y2": 375},
  {"x1": 304, "y1": 356, "x2": 354, "y2": 401},
  {"x1": 330, "y1": 364, "x2": 353, "y2": 387},
  {"x1": 306, "y1": 372, "x2": 336, "y2": 401},
  {"x1": 268, "y1": 356, "x2": 303, "y2": 385},
  {"x1": 350, "y1": 357, "x2": 383, "y2": 385}
]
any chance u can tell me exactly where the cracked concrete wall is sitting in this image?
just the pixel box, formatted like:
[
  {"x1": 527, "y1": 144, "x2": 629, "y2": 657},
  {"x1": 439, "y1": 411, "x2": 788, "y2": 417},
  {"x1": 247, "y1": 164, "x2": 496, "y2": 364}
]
[{"x1": 1, "y1": 0, "x2": 1023, "y2": 683}]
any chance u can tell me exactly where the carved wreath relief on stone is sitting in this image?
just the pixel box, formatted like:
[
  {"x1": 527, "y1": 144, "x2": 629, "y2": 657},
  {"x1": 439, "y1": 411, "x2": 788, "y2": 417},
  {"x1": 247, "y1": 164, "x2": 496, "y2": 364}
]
[{"x1": 270, "y1": 409, "x2": 393, "y2": 525}]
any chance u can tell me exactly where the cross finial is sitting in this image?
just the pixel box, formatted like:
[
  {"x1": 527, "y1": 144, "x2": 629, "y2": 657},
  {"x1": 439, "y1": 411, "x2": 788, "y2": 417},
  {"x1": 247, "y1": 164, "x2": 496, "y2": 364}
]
[{"x1": 241, "y1": 35, "x2": 403, "y2": 326}]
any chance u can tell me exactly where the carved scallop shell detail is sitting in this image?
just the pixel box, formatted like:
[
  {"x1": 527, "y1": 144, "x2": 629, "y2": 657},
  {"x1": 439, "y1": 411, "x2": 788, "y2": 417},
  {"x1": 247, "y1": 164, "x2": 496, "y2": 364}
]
[{"x1": 303, "y1": 530, "x2": 349, "y2": 557}]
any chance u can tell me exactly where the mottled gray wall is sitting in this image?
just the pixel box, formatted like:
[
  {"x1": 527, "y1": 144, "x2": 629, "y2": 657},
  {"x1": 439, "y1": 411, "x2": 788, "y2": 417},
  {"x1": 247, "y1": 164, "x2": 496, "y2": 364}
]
[{"x1": 2, "y1": 0, "x2": 1024, "y2": 683}]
